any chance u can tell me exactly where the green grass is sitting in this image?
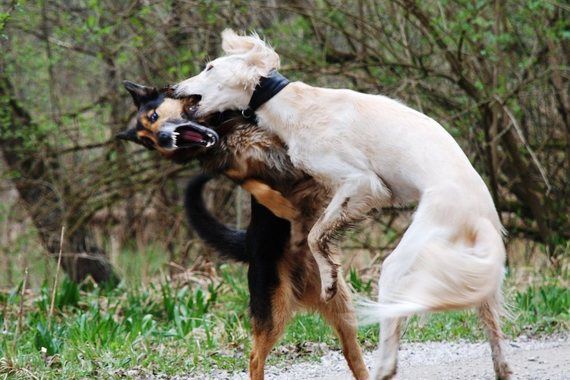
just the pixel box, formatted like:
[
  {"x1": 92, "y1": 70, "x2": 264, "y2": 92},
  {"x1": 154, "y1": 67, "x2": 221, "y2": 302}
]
[{"x1": 0, "y1": 263, "x2": 568, "y2": 378}]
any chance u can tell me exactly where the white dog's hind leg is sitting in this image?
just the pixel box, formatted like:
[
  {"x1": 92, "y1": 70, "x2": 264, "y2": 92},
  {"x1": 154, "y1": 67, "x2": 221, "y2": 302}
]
[
  {"x1": 373, "y1": 316, "x2": 402, "y2": 380},
  {"x1": 371, "y1": 244, "x2": 411, "y2": 379},
  {"x1": 308, "y1": 174, "x2": 390, "y2": 302},
  {"x1": 359, "y1": 197, "x2": 505, "y2": 319},
  {"x1": 478, "y1": 293, "x2": 512, "y2": 379}
]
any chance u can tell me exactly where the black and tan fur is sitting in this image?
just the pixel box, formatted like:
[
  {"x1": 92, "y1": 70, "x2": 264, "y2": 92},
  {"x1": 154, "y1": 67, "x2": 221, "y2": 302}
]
[{"x1": 120, "y1": 82, "x2": 369, "y2": 380}]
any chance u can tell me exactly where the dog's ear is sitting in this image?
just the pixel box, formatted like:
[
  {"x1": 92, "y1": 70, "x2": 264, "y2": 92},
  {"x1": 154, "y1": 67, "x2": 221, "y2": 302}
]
[
  {"x1": 246, "y1": 48, "x2": 280, "y2": 74},
  {"x1": 221, "y1": 29, "x2": 256, "y2": 55},
  {"x1": 163, "y1": 85, "x2": 176, "y2": 98},
  {"x1": 221, "y1": 30, "x2": 281, "y2": 77},
  {"x1": 116, "y1": 127, "x2": 140, "y2": 144},
  {"x1": 123, "y1": 81, "x2": 159, "y2": 108}
]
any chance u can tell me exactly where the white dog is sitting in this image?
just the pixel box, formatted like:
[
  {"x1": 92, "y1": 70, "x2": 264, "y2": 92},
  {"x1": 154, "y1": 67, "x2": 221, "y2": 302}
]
[{"x1": 176, "y1": 30, "x2": 511, "y2": 380}]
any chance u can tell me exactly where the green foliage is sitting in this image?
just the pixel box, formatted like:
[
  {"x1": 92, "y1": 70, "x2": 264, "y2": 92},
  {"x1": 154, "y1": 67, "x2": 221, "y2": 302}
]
[
  {"x1": 348, "y1": 267, "x2": 373, "y2": 294},
  {"x1": 0, "y1": 0, "x2": 21, "y2": 36},
  {"x1": 0, "y1": 265, "x2": 567, "y2": 378},
  {"x1": 1, "y1": 0, "x2": 567, "y2": 272},
  {"x1": 0, "y1": 12, "x2": 8, "y2": 35},
  {"x1": 515, "y1": 284, "x2": 569, "y2": 322},
  {"x1": 34, "y1": 321, "x2": 63, "y2": 356},
  {"x1": 56, "y1": 278, "x2": 80, "y2": 310}
]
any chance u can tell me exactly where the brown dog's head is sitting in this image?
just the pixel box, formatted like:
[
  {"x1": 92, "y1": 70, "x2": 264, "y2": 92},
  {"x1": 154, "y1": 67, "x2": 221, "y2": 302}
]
[{"x1": 118, "y1": 81, "x2": 218, "y2": 161}]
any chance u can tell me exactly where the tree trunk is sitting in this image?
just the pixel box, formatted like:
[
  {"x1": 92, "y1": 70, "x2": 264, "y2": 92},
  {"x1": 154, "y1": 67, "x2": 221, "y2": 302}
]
[{"x1": 0, "y1": 74, "x2": 119, "y2": 286}]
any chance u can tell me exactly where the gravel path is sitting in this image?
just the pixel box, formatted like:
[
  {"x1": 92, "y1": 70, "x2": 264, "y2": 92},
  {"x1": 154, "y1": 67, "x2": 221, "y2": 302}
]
[{"x1": 193, "y1": 333, "x2": 569, "y2": 380}]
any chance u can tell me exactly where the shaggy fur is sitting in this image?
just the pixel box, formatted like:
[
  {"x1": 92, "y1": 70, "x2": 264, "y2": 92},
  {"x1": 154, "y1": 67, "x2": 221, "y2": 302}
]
[
  {"x1": 120, "y1": 83, "x2": 369, "y2": 380},
  {"x1": 174, "y1": 30, "x2": 512, "y2": 379}
]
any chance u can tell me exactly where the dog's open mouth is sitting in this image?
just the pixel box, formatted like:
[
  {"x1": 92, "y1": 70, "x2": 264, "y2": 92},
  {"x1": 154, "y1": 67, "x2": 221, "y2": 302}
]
[
  {"x1": 174, "y1": 122, "x2": 218, "y2": 148},
  {"x1": 161, "y1": 120, "x2": 218, "y2": 150}
]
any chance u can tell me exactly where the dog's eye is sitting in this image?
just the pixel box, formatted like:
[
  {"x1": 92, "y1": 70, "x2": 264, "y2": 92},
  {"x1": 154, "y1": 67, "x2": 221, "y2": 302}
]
[
  {"x1": 149, "y1": 112, "x2": 158, "y2": 123},
  {"x1": 206, "y1": 64, "x2": 213, "y2": 72}
]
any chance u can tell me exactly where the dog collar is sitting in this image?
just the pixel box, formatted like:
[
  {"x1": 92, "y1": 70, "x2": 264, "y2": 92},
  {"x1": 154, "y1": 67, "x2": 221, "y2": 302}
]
[{"x1": 242, "y1": 70, "x2": 289, "y2": 120}]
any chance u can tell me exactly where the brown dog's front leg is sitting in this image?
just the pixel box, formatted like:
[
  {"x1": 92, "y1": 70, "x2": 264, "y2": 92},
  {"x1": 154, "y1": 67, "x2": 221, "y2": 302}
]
[
  {"x1": 249, "y1": 328, "x2": 281, "y2": 380},
  {"x1": 248, "y1": 262, "x2": 294, "y2": 380},
  {"x1": 241, "y1": 179, "x2": 299, "y2": 221}
]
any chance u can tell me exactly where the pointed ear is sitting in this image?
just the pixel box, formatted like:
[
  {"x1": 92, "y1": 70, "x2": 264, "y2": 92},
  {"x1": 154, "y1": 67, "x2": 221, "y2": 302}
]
[
  {"x1": 123, "y1": 80, "x2": 159, "y2": 108},
  {"x1": 116, "y1": 127, "x2": 140, "y2": 144}
]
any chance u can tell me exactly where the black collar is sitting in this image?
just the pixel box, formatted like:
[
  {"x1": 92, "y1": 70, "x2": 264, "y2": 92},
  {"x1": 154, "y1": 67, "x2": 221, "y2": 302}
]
[{"x1": 242, "y1": 70, "x2": 289, "y2": 120}]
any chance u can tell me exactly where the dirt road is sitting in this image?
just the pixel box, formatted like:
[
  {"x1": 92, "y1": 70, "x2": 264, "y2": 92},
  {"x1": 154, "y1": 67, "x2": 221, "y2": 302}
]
[{"x1": 197, "y1": 334, "x2": 568, "y2": 380}]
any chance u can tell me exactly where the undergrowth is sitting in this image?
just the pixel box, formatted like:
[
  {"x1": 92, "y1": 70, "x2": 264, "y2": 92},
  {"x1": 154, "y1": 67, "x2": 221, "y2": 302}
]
[{"x1": 0, "y1": 262, "x2": 568, "y2": 378}]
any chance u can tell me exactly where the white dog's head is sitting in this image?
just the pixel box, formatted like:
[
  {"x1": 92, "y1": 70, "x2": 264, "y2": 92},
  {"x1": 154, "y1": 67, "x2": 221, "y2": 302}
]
[{"x1": 175, "y1": 29, "x2": 280, "y2": 116}]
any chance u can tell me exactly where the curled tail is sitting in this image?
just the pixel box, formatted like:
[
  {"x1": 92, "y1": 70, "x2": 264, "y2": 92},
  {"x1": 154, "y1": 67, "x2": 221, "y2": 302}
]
[
  {"x1": 184, "y1": 174, "x2": 249, "y2": 263},
  {"x1": 358, "y1": 217, "x2": 506, "y2": 322}
]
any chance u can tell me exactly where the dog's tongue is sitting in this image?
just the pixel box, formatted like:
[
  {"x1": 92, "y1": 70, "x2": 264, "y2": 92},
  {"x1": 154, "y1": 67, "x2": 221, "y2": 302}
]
[{"x1": 180, "y1": 130, "x2": 205, "y2": 143}]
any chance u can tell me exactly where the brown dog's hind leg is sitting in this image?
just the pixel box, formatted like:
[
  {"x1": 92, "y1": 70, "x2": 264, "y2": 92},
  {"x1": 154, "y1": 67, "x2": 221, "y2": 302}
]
[
  {"x1": 317, "y1": 277, "x2": 369, "y2": 380},
  {"x1": 478, "y1": 296, "x2": 512, "y2": 380}
]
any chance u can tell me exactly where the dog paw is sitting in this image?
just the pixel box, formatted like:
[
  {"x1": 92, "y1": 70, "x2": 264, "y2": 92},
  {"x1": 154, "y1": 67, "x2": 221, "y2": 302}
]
[
  {"x1": 496, "y1": 362, "x2": 512, "y2": 380},
  {"x1": 373, "y1": 367, "x2": 397, "y2": 380}
]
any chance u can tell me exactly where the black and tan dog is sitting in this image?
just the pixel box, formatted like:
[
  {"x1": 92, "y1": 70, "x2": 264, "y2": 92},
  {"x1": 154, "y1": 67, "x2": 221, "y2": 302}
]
[{"x1": 118, "y1": 81, "x2": 369, "y2": 380}]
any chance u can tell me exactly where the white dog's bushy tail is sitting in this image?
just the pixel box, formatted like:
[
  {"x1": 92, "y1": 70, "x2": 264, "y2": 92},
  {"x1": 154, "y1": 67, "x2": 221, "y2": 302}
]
[{"x1": 358, "y1": 217, "x2": 506, "y2": 323}]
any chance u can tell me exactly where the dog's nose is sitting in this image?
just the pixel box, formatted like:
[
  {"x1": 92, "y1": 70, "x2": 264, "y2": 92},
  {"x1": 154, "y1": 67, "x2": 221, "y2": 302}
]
[{"x1": 157, "y1": 131, "x2": 172, "y2": 147}]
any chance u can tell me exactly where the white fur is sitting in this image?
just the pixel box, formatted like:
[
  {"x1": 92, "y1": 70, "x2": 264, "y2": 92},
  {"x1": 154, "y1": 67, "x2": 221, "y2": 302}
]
[
  {"x1": 175, "y1": 30, "x2": 510, "y2": 379},
  {"x1": 175, "y1": 30, "x2": 279, "y2": 115}
]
